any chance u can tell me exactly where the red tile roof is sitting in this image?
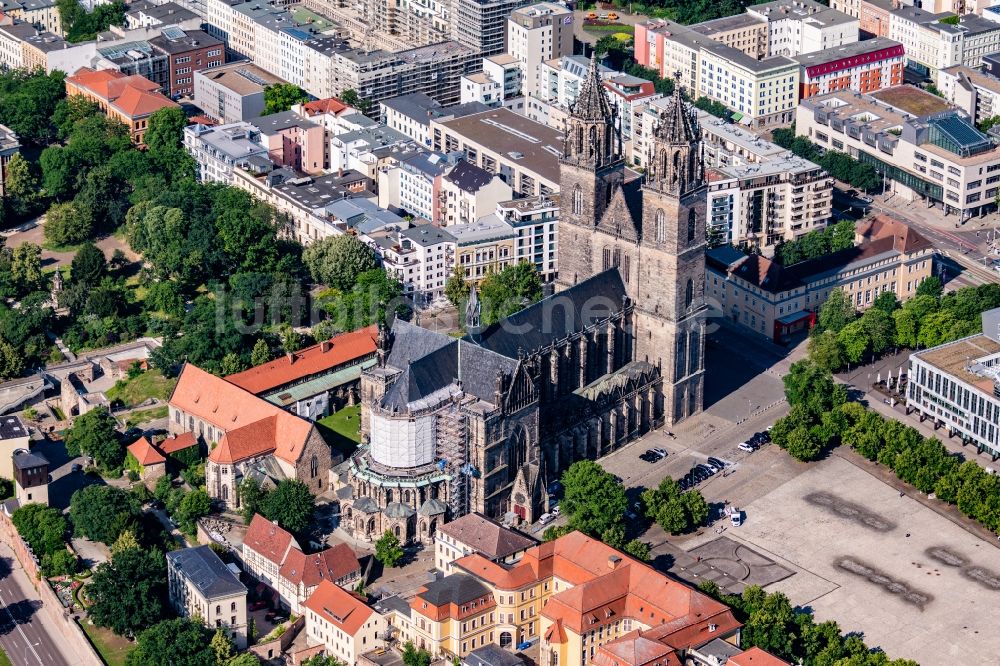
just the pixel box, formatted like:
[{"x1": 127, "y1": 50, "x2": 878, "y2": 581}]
[
  {"x1": 244, "y1": 514, "x2": 298, "y2": 565},
  {"x1": 113, "y1": 84, "x2": 178, "y2": 118},
  {"x1": 301, "y1": 97, "x2": 349, "y2": 116},
  {"x1": 727, "y1": 648, "x2": 792, "y2": 666},
  {"x1": 303, "y1": 579, "x2": 375, "y2": 636},
  {"x1": 856, "y1": 214, "x2": 932, "y2": 255},
  {"x1": 127, "y1": 436, "x2": 166, "y2": 466},
  {"x1": 437, "y1": 513, "x2": 536, "y2": 560},
  {"x1": 225, "y1": 325, "x2": 378, "y2": 395},
  {"x1": 169, "y1": 363, "x2": 314, "y2": 465},
  {"x1": 279, "y1": 542, "x2": 360, "y2": 588},
  {"x1": 67, "y1": 67, "x2": 178, "y2": 119},
  {"x1": 159, "y1": 431, "x2": 197, "y2": 454}
]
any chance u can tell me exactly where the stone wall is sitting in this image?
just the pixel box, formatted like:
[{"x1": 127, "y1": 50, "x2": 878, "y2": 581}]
[
  {"x1": 250, "y1": 614, "x2": 305, "y2": 662},
  {"x1": 0, "y1": 511, "x2": 103, "y2": 666}
]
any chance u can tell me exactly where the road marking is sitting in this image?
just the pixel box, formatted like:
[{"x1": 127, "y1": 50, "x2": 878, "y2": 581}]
[{"x1": 0, "y1": 588, "x2": 43, "y2": 665}]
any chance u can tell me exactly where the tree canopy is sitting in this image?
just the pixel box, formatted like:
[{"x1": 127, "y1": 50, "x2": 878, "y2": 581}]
[
  {"x1": 70, "y1": 484, "x2": 140, "y2": 545},
  {"x1": 303, "y1": 234, "x2": 378, "y2": 291},
  {"x1": 642, "y1": 479, "x2": 709, "y2": 534},
  {"x1": 89, "y1": 547, "x2": 168, "y2": 637},
  {"x1": 478, "y1": 261, "x2": 543, "y2": 326},
  {"x1": 64, "y1": 407, "x2": 124, "y2": 472},
  {"x1": 263, "y1": 84, "x2": 309, "y2": 115},
  {"x1": 126, "y1": 618, "x2": 215, "y2": 666},
  {"x1": 237, "y1": 479, "x2": 314, "y2": 534},
  {"x1": 774, "y1": 220, "x2": 856, "y2": 266},
  {"x1": 11, "y1": 503, "x2": 77, "y2": 576},
  {"x1": 375, "y1": 530, "x2": 404, "y2": 568},
  {"x1": 559, "y1": 460, "x2": 628, "y2": 547}
]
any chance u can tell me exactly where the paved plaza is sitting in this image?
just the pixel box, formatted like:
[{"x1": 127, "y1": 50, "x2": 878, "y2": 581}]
[{"x1": 684, "y1": 454, "x2": 1000, "y2": 664}]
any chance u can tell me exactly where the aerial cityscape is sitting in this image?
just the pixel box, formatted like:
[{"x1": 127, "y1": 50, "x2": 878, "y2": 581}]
[{"x1": 1, "y1": 0, "x2": 1000, "y2": 664}]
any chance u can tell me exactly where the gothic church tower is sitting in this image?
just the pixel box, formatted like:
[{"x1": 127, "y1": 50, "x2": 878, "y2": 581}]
[{"x1": 555, "y1": 57, "x2": 707, "y2": 425}]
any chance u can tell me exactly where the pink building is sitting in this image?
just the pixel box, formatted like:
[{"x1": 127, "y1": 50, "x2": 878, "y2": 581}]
[{"x1": 254, "y1": 110, "x2": 325, "y2": 175}]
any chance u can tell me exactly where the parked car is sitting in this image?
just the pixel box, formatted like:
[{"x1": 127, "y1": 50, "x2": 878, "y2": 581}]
[
  {"x1": 738, "y1": 442, "x2": 755, "y2": 452},
  {"x1": 729, "y1": 507, "x2": 743, "y2": 527},
  {"x1": 539, "y1": 513, "x2": 556, "y2": 525},
  {"x1": 651, "y1": 447, "x2": 668, "y2": 458},
  {"x1": 707, "y1": 457, "x2": 726, "y2": 469},
  {"x1": 551, "y1": 504, "x2": 560, "y2": 516},
  {"x1": 70, "y1": 463, "x2": 82, "y2": 472},
  {"x1": 640, "y1": 451, "x2": 659, "y2": 462},
  {"x1": 696, "y1": 464, "x2": 715, "y2": 476}
]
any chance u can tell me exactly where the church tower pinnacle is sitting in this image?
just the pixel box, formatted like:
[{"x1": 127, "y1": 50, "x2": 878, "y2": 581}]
[{"x1": 645, "y1": 85, "x2": 704, "y2": 197}]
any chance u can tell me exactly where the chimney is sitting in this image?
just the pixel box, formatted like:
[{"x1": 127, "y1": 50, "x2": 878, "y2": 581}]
[
  {"x1": 607, "y1": 555, "x2": 622, "y2": 570},
  {"x1": 287, "y1": 351, "x2": 295, "y2": 363},
  {"x1": 320, "y1": 340, "x2": 331, "y2": 352}
]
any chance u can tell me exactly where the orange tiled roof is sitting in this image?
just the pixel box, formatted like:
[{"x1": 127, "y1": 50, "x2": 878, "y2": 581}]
[
  {"x1": 127, "y1": 436, "x2": 166, "y2": 466},
  {"x1": 727, "y1": 648, "x2": 792, "y2": 666},
  {"x1": 591, "y1": 631, "x2": 679, "y2": 666},
  {"x1": 67, "y1": 67, "x2": 177, "y2": 118},
  {"x1": 301, "y1": 97, "x2": 349, "y2": 116},
  {"x1": 279, "y1": 542, "x2": 360, "y2": 588},
  {"x1": 856, "y1": 214, "x2": 932, "y2": 255},
  {"x1": 170, "y1": 363, "x2": 314, "y2": 465},
  {"x1": 112, "y1": 84, "x2": 178, "y2": 118},
  {"x1": 244, "y1": 514, "x2": 297, "y2": 565},
  {"x1": 225, "y1": 325, "x2": 378, "y2": 395},
  {"x1": 303, "y1": 579, "x2": 374, "y2": 636},
  {"x1": 159, "y1": 431, "x2": 198, "y2": 454}
]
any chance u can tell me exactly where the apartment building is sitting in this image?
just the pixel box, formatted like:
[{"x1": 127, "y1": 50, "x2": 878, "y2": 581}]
[
  {"x1": 706, "y1": 153, "x2": 833, "y2": 253},
  {"x1": 381, "y1": 93, "x2": 491, "y2": 148},
  {"x1": 255, "y1": 110, "x2": 325, "y2": 175},
  {"x1": 242, "y1": 514, "x2": 361, "y2": 614},
  {"x1": 65, "y1": 68, "x2": 180, "y2": 145},
  {"x1": 125, "y1": 1, "x2": 199, "y2": 29},
  {"x1": 859, "y1": 0, "x2": 893, "y2": 38},
  {"x1": 746, "y1": 0, "x2": 859, "y2": 58},
  {"x1": 0, "y1": 124, "x2": 19, "y2": 199},
  {"x1": 525, "y1": 54, "x2": 614, "y2": 128},
  {"x1": 439, "y1": 159, "x2": 514, "y2": 227},
  {"x1": 938, "y1": 65, "x2": 1000, "y2": 127},
  {"x1": 435, "y1": 513, "x2": 536, "y2": 574},
  {"x1": 377, "y1": 149, "x2": 451, "y2": 221},
  {"x1": 796, "y1": 86, "x2": 1000, "y2": 219},
  {"x1": 166, "y1": 546, "x2": 248, "y2": 649},
  {"x1": 431, "y1": 107, "x2": 561, "y2": 196},
  {"x1": 194, "y1": 62, "x2": 285, "y2": 123},
  {"x1": 507, "y1": 3, "x2": 575, "y2": 108},
  {"x1": 150, "y1": 28, "x2": 224, "y2": 97},
  {"x1": 372, "y1": 224, "x2": 456, "y2": 305},
  {"x1": 304, "y1": 580, "x2": 388, "y2": 664},
  {"x1": 688, "y1": 14, "x2": 769, "y2": 60},
  {"x1": 232, "y1": 166, "x2": 376, "y2": 244},
  {"x1": 0, "y1": 21, "x2": 97, "y2": 74},
  {"x1": 706, "y1": 216, "x2": 934, "y2": 342},
  {"x1": 794, "y1": 37, "x2": 904, "y2": 99},
  {"x1": 496, "y1": 195, "x2": 559, "y2": 280},
  {"x1": 184, "y1": 122, "x2": 271, "y2": 184},
  {"x1": 907, "y1": 308, "x2": 1000, "y2": 459},
  {"x1": 890, "y1": 8, "x2": 1000, "y2": 75},
  {"x1": 635, "y1": 20, "x2": 705, "y2": 95},
  {"x1": 330, "y1": 123, "x2": 415, "y2": 180},
  {"x1": 0, "y1": 0, "x2": 61, "y2": 36},
  {"x1": 449, "y1": 216, "x2": 518, "y2": 281},
  {"x1": 699, "y1": 43, "x2": 800, "y2": 127},
  {"x1": 451, "y1": 0, "x2": 532, "y2": 56}
]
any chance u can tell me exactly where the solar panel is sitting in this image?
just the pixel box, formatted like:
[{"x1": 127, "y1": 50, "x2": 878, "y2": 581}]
[{"x1": 161, "y1": 25, "x2": 185, "y2": 40}]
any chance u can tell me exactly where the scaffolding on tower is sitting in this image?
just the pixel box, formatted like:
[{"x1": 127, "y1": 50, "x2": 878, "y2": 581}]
[{"x1": 437, "y1": 405, "x2": 470, "y2": 517}]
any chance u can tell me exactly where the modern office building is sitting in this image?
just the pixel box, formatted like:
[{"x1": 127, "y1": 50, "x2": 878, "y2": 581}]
[
  {"x1": 506, "y1": 3, "x2": 575, "y2": 107},
  {"x1": 907, "y1": 307, "x2": 1000, "y2": 460},
  {"x1": 194, "y1": 62, "x2": 285, "y2": 123}
]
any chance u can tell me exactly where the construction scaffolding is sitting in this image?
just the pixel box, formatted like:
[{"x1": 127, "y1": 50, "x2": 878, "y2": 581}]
[{"x1": 436, "y1": 404, "x2": 470, "y2": 517}]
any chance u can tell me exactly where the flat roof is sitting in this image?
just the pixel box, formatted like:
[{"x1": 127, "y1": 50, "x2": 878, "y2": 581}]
[
  {"x1": 914, "y1": 334, "x2": 1000, "y2": 389},
  {"x1": 448, "y1": 214, "x2": 515, "y2": 245},
  {"x1": 941, "y1": 65, "x2": 1000, "y2": 95},
  {"x1": 870, "y1": 86, "x2": 952, "y2": 117},
  {"x1": 689, "y1": 13, "x2": 764, "y2": 35},
  {"x1": 436, "y1": 108, "x2": 563, "y2": 184},
  {"x1": 702, "y1": 40, "x2": 798, "y2": 74},
  {"x1": 195, "y1": 62, "x2": 284, "y2": 96},
  {"x1": 794, "y1": 37, "x2": 902, "y2": 66},
  {"x1": 0, "y1": 415, "x2": 27, "y2": 440}
]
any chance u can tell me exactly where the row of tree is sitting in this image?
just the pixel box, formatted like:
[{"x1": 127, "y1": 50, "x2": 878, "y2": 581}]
[
  {"x1": 809, "y1": 279, "x2": 999, "y2": 372},
  {"x1": 698, "y1": 582, "x2": 917, "y2": 666},
  {"x1": 444, "y1": 261, "x2": 544, "y2": 328},
  {"x1": 775, "y1": 359, "x2": 1000, "y2": 534},
  {"x1": 773, "y1": 220, "x2": 856, "y2": 266},
  {"x1": 772, "y1": 126, "x2": 882, "y2": 191},
  {"x1": 10, "y1": 503, "x2": 78, "y2": 576}
]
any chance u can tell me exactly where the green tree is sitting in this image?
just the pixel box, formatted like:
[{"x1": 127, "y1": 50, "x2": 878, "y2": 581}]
[
  {"x1": 682, "y1": 490, "x2": 710, "y2": 526},
  {"x1": 64, "y1": 407, "x2": 124, "y2": 471},
  {"x1": 210, "y1": 628, "x2": 234, "y2": 666},
  {"x1": 11, "y1": 243, "x2": 44, "y2": 295},
  {"x1": 622, "y1": 539, "x2": 651, "y2": 561},
  {"x1": 560, "y1": 460, "x2": 627, "y2": 543},
  {"x1": 303, "y1": 234, "x2": 378, "y2": 291},
  {"x1": 0, "y1": 336, "x2": 24, "y2": 380},
  {"x1": 89, "y1": 547, "x2": 167, "y2": 636},
  {"x1": 444, "y1": 264, "x2": 470, "y2": 307},
  {"x1": 238, "y1": 478, "x2": 268, "y2": 523},
  {"x1": 70, "y1": 484, "x2": 139, "y2": 545},
  {"x1": 401, "y1": 642, "x2": 431, "y2": 666},
  {"x1": 260, "y1": 479, "x2": 314, "y2": 534},
  {"x1": 220, "y1": 352, "x2": 245, "y2": 375},
  {"x1": 817, "y1": 288, "x2": 855, "y2": 334},
  {"x1": 319, "y1": 269, "x2": 408, "y2": 333},
  {"x1": 250, "y1": 338, "x2": 272, "y2": 366},
  {"x1": 872, "y1": 291, "x2": 899, "y2": 315},
  {"x1": 838, "y1": 318, "x2": 870, "y2": 365},
  {"x1": 478, "y1": 261, "x2": 543, "y2": 326},
  {"x1": 263, "y1": 84, "x2": 309, "y2": 115},
  {"x1": 44, "y1": 201, "x2": 93, "y2": 247},
  {"x1": 4, "y1": 153, "x2": 41, "y2": 217},
  {"x1": 916, "y1": 275, "x2": 943, "y2": 299},
  {"x1": 860, "y1": 306, "x2": 894, "y2": 354},
  {"x1": 0, "y1": 70, "x2": 66, "y2": 144},
  {"x1": 144, "y1": 107, "x2": 188, "y2": 155},
  {"x1": 111, "y1": 528, "x2": 141, "y2": 555},
  {"x1": 126, "y1": 618, "x2": 214, "y2": 666},
  {"x1": 227, "y1": 655, "x2": 263, "y2": 666},
  {"x1": 807, "y1": 330, "x2": 843, "y2": 373},
  {"x1": 11, "y1": 503, "x2": 75, "y2": 575},
  {"x1": 340, "y1": 89, "x2": 372, "y2": 114},
  {"x1": 71, "y1": 242, "x2": 107, "y2": 287},
  {"x1": 176, "y1": 488, "x2": 212, "y2": 533},
  {"x1": 375, "y1": 530, "x2": 404, "y2": 568},
  {"x1": 642, "y1": 479, "x2": 688, "y2": 534}
]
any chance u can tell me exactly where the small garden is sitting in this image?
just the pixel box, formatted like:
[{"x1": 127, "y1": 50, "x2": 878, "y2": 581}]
[{"x1": 317, "y1": 404, "x2": 362, "y2": 454}]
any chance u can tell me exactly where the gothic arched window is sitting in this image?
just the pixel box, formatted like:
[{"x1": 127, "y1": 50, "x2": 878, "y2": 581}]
[
  {"x1": 576, "y1": 126, "x2": 583, "y2": 154},
  {"x1": 572, "y1": 185, "x2": 583, "y2": 216},
  {"x1": 672, "y1": 151, "x2": 681, "y2": 183},
  {"x1": 685, "y1": 279, "x2": 694, "y2": 309},
  {"x1": 687, "y1": 209, "x2": 697, "y2": 242},
  {"x1": 310, "y1": 454, "x2": 319, "y2": 478},
  {"x1": 589, "y1": 126, "x2": 598, "y2": 157},
  {"x1": 654, "y1": 209, "x2": 665, "y2": 243}
]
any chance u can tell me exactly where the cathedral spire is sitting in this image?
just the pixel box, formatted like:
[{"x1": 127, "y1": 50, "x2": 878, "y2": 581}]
[
  {"x1": 561, "y1": 53, "x2": 621, "y2": 169},
  {"x1": 645, "y1": 84, "x2": 703, "y2": 196},
  {"x1": 570, "y1": 54, "x2": 613, "y2": 122},
  {"x1": 656, "y1": 85, "x2": 698, "y2": 145}
]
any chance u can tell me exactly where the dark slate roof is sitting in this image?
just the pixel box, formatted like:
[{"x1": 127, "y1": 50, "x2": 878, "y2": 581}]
[
  {"x1": 381, "y1": 92, "x2": 441, "y2": 123},
  {"x1": 166, "y1": 545, "x2": 246, "y2": 600},
  {"x1": 466, "y1": 644, "x2": 527, "y2": 666},
  {"x1": 469, "y1": 269, "x2": 627, "y2": 358},
  {"x1": 386, "y1": 320, "x2": 453, "y2": 370},
  {"x1": 445, "y1": 159, "x2": 494, "y2": 193},
  {"x1": 418, "y1": 572, "x2": 490, "y2": 606},
  {"x1": 11, "y1": 450, "x2": 47, "y2": 470},
  {"x1": 0, "y1": 414, "x2": 27, "y2": 440}
]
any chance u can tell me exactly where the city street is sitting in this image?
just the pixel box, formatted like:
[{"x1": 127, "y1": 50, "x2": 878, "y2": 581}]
[{"x1": 0, "y1": 543, "x2": 74, "y2": 666}]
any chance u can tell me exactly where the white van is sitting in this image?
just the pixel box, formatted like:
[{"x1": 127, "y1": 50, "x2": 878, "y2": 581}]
[{"x1": 730, "y1": 508, "x2": 743, "y2": 527}]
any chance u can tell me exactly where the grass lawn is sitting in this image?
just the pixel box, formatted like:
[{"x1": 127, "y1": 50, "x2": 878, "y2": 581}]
[
  {"x1": 124, "y1": 405, "x2": 169, "y2": 428},
  {"x1": 317, "y1": 405, "x2": 361, "y2": 455},
  {"x1": 106, "y1": 370, "x2": 176, "y2": 408},
  {"x1": 80, "y1": 620, "x2": 134, "y2": 666},
  {"x1": 583, "y1": 23, "x2": 634, "y2": 35},
  {"x1": 0, "y1": 647, "x2": 11, "y2": 666}
]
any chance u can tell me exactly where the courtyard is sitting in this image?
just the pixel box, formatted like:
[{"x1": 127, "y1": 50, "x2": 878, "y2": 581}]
[{"x1": 683, "y1": 454, "x2": 1000, "y2": 664}]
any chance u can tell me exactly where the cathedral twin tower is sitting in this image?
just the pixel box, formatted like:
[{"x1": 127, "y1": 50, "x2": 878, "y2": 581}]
[{"x1": 555, "y1": 57, "x2": 708, "y2": 425}]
